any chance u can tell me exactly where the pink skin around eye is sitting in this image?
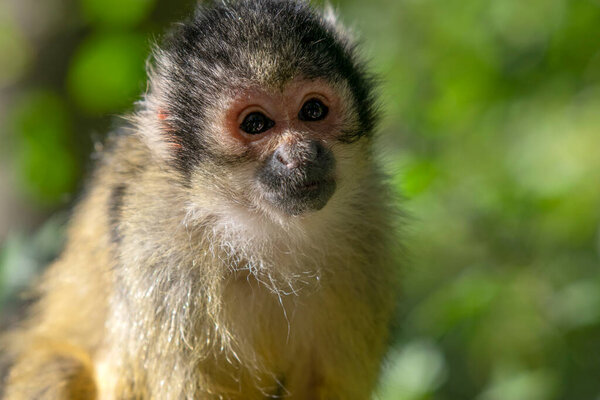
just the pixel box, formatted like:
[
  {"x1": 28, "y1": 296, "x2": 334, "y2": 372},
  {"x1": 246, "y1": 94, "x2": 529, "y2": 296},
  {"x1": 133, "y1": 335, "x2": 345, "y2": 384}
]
[{"x1": 219, "y1": 79, "x2": 344, "y2": 158}]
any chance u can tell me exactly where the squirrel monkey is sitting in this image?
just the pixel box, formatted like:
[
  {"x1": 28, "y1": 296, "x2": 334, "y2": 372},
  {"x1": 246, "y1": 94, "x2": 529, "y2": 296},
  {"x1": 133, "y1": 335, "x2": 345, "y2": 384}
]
[{"x1": 0, "y1": 0, "x2": 399, "y2": 398}]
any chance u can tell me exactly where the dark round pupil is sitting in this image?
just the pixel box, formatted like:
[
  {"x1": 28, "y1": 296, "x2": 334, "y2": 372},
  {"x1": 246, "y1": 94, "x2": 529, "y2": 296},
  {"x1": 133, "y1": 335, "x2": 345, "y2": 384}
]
[
  {"x1": 246, "y1": 113, "x2": 264, "y2": 131},
  {"x1": 301, "y1": 99, "x2": 328, "y2": 121},
  {"x1": 240, "y1": 112, "x2": 272, "y2": 134}
]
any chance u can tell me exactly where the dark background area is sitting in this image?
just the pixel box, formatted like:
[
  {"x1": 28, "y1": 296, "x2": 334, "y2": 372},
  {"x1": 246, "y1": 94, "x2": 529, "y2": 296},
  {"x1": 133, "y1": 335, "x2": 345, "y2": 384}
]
[{"x1": 1, "y1": 0, "x2": 600, "y2": 399}]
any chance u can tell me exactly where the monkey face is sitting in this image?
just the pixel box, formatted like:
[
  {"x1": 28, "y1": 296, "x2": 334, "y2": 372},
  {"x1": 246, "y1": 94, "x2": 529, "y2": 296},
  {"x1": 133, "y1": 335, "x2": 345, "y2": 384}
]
[{"x1": 211, "y1": 79, "x2": 350, "y2": 216}]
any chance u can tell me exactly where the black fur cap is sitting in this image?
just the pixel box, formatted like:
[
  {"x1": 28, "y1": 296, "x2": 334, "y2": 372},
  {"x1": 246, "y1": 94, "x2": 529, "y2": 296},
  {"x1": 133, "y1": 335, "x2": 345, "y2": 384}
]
[{"x1": 149, "y1": 0, "x2": 379, "y2": 175}]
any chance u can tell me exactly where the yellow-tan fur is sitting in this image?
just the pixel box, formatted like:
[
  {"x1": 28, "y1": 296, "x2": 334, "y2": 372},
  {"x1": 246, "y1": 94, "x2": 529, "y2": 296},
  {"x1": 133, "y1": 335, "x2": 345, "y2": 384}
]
[
  {"x1": 0, "y1": 1, "x2": 399, "y2": 398},
  {"x1": 2, "y1": 131, "x2": 397, "y2": 399}
]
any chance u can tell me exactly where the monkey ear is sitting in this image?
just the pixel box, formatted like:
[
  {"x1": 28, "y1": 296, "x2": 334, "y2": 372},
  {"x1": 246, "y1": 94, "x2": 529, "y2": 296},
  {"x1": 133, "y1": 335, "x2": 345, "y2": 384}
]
[
  {"x1": 134, "y1": 53, "x2": 187, "y2": 161},
  {"x1": 129, "y1": 51, "x2": 179, "y2": 161},
  {"x1": 133, "y1": 101, "x2": 182, "y2": 161},
  {"x1": 157, "y1": 108, "x2": 169, "y2": 122}
]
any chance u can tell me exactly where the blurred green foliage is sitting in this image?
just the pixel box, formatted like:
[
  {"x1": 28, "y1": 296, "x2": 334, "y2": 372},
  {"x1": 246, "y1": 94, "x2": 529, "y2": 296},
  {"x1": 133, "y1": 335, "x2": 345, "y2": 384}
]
[
  {"x1": 0, "y1": 7, "x2": 31, "y2": 88},
  {"x1": 81, "y1": 0, "x2": 157, "y2": 27},
  {"x1": 11, "y1": 90, "x2": 77, "y2": 204},
  {"x1": 1, "y1": 0, "x2": 600, "y2": 399},
  {"x1": 68, "y1": 33, "x2": 148, "y2": 114}
]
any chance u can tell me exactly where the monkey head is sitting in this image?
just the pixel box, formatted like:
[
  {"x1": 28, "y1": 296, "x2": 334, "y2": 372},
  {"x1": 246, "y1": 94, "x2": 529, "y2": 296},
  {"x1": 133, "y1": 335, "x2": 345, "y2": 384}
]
[{"x1": 137, "y1": 0, "x2": 378, "y2": 221}]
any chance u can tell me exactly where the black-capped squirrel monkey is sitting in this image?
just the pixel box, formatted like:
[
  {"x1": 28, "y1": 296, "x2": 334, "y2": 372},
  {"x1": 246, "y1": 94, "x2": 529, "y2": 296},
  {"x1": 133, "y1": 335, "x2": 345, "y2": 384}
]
[{"x1": 1, "y1": 1, "x2": 399, "y2": 398}]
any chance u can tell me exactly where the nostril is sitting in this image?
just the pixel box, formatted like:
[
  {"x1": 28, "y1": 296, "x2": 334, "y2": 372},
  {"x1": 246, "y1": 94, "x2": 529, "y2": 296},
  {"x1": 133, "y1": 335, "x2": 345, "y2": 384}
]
[
  {"x1": 276, "y1": 152, "x2": 287, "y2": 165},
  {"x1": 274, "y1": 148, "x2": 299, "y2": 169}
]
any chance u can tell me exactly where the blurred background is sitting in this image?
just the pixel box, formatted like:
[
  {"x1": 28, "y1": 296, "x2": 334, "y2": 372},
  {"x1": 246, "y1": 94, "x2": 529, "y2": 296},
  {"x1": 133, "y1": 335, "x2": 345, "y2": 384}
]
[{"x1": 1, "y1": 0, "x2": 600, "y2": 398}]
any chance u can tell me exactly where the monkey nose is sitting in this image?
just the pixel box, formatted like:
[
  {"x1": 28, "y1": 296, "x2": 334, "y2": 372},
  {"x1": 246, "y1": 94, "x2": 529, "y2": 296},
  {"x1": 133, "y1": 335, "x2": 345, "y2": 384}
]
[{"x1": 273, "y1": 140, "x2": 323, "y2": 170}]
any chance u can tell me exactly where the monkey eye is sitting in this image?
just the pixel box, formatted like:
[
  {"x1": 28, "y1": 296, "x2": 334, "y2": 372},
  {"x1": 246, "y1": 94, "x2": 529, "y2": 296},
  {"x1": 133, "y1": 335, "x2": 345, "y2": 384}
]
[
  {"x1": 299, "y1": 98, "x2": 329, "y2": 121},
  {"x1": 240, "y1": 112, "x2": 275, "y2": 135}
]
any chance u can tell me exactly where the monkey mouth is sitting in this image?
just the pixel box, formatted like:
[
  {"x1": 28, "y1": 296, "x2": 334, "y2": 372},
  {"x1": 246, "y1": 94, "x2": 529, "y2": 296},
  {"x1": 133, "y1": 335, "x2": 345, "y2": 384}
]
[
  {"x1": 291, "y1": 177, "x2": 335, "y2": 197},
  {"x1": 299, "y1": 179, "x2": 332, "y2": 192},
  {"x1": 263, "y1": 178, "x2": 336, "y2": 216}
]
